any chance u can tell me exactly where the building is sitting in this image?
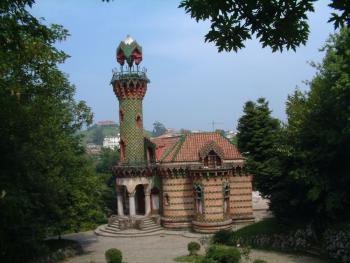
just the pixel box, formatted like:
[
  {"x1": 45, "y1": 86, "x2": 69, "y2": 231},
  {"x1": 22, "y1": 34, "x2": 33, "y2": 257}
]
[
  {"x1": 103, "y1": 36, "x2": 253, "y2": 234},
  {"x1": 97, "y1": 120, "x2": 118, "y2": 127},
  {"x1": 103, "y1": 135, "x2": 120, "y2": 149},
  {"x1": 86, "y1": 143, "x2": 102, "y2": 155}
]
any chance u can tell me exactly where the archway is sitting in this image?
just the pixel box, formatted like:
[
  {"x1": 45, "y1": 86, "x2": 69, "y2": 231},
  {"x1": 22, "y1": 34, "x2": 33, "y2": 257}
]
[
  {"x1": 151, "y1": 187, "x2": 160, "y2": 214},
  {"x1": 135, "y1": 184, "x2": 145, "y2": 215},
  {"x1": 117, "y1": 185, "x2": 129, "y2": 215}
]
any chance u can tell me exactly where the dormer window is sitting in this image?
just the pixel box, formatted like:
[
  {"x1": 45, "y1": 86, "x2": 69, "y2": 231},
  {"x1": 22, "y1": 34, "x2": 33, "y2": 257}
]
[{"x1": 204, "y1": 150, "x2": 221, "y2": 168}]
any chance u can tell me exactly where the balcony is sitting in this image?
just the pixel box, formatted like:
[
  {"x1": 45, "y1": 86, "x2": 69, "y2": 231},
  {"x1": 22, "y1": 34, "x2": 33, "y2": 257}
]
[{"x1": 111, "y1": 66, "x2": 150, "y2": 84}]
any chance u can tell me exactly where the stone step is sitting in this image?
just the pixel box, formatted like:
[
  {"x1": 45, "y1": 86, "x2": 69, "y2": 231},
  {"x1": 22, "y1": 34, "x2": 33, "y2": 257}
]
[
  {"x1": 96, "y1": 229, "x2": 164, "y2": 238},
  {"x1": 106, "y1": 226, "x2": 120, "y2": 231},
  {"x1": 142, "y1": 222, "x2": 157, "y2": 226},
  {"x1": 142, "y1": 226, "x2": 162, "y2": 231}
]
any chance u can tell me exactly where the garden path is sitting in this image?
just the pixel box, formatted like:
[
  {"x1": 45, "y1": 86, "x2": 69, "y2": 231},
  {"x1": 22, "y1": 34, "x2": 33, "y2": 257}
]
[{"x1": 63, "y1": 231, "x2": 329, "y2": 263}]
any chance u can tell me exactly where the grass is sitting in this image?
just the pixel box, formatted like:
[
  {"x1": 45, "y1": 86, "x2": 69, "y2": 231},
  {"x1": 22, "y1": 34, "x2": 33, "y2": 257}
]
[
  {"x1": 234, "y1": 218, "x2": 283, "y2": 237},
  {"x1": 174, "y1": 255, "x2": 204, "y2": 262}
]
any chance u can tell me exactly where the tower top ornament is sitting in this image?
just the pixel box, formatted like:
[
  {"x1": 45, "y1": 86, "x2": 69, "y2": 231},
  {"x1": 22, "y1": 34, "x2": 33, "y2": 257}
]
[{"x1": 116, "y1": 35, "x2": 142, "y2": 68}]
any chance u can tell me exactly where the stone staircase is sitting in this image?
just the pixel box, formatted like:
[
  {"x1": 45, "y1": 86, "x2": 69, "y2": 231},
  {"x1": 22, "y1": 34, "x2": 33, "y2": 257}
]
[{"x1": 95, "y1": 215, "x2": 163, "y2": 238}]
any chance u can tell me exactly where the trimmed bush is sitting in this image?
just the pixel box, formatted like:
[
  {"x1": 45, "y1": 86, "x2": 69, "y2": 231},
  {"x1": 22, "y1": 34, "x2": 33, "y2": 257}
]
[
  {"x1": 105, "y1": 248, "x2": 122, "y2": 263},
  {"x1": 187, "y1": 241, "x2": 201, "y2": 256},
  {"x1": 206, "y1": 245, "x2": 241, "y2": 263},
  {"x1": 253, "y1": 260, "x2": 268, "y2": 263},
  {"x1": 212, "y1": 230, "x2": 235, "y2": 246}
]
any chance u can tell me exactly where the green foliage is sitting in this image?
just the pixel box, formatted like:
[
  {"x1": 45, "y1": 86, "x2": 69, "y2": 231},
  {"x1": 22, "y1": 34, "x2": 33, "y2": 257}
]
[
  {"x1": 105, "y1": 248, "x2": 122, "y2": 263},
  {"x1": 253, "y1": 260, "x2": 268, "y2": 263},
  {"x1": 188, "y1": 241, "x2": 201, "y2": 256},
  {"x1": 179, "y1": 0, "x2": 350, "y2": 52},
  {"x1": 234, "y1": 218, "x2": 282, "y2": 237},
  {"x1": 230, "y1": 136, "x2": 237, "y2": 146},
  {"x1": 174, "y1": 255, "x2": 204, "y2": 262},
  {"x1": 152, "y1": 121, "x2": 167, "y2": 137},
  {"x1": 92, "y1": 126, "x2": 104, "y2": 145},
  {"x1": 96, "y1": 148, "x2": 120, "y2": 173},
  {"x1": 80, "y1": 124, "x2": 119, "y2": 145},
  {"x1": 212, "y1": 230, "x2": 235, "y2": 246},
  {"x1": 0, "y1": 1, "x2": 106, "y2": 262},
  {"x1": 237, "y1": 98, "x2": 281, "y2": 195},
  {"x1": 205, "y1": 245, "x2": 241, "y2": 263},
  {"x1": 269, "y1": 27, "x2": 350, "y2": 225}
]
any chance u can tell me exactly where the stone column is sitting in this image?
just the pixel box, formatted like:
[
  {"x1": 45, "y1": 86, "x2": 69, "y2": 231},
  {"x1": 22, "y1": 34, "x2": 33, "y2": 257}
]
[
  {"x1": 128, "y1": 191, "x2": 136, "y2": 217},
  {"x1": 145, "y1": 192, "x2": 151, "y2": 216},
  {"x1": 117, "y1": 192, "x2": 124, "y2": 216}
]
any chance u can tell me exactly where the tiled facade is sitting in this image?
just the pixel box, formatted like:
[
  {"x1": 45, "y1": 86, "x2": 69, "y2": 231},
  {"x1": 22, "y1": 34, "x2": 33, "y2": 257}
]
[{"x1": 111, "y1": 36, "x2": 253, "y2": 233}]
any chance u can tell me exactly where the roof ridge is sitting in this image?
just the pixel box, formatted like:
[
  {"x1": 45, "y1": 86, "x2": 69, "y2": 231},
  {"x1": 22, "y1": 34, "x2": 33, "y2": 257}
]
[
  {"x1": 160, "y1": 136, "x2": 182, "y2": 162},
  {"x1": 171, "y1": 134, "x2": 187, "y2": 162}
]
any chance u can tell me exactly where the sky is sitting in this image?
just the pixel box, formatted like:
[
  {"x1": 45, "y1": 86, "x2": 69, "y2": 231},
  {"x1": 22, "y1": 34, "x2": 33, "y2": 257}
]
[{"x1": 31, "y1": 0, "x2": 336, "y2": 132}]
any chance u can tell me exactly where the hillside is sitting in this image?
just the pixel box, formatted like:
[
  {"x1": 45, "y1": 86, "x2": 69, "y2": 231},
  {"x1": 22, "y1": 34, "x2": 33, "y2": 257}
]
[
  {"x1": 80, "y1": 124, "x2": 120, "y2": 145},
  {"x1": 80, "y1": 123, "x2": 153, "y2": 146}
]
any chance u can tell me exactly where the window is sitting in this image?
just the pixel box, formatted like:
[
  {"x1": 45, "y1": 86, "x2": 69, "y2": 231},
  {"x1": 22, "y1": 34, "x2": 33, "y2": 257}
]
[
  {"x1": 164, "y1": 193, "x2": 170, "y2": 206},
  {"x1": 204, "y1": 150, "x2": 221, "y2": 168},
  {"x1": 223, "y1": 184, "x2": 230, "y2": 213},
  {"x1": 136, "y1": 115, "x2": 142, "y2": 128},
  {"x1": 193, "y1": 185, "x2": 203, "y2": 214},
  {"x1": 119, "y1": 109, "x2": 124, "y2": 123}
]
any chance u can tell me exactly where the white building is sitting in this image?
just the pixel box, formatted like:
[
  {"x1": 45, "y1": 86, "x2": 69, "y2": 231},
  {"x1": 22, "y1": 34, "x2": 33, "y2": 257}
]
[{"x1": 103, "y1": 134, "x2": 120, "y2": 149}]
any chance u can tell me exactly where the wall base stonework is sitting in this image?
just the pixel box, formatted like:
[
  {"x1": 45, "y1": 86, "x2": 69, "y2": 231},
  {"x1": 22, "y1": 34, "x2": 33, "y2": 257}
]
[
  {"x1": 161, "y1": 216, "x2": 193, "y2": 229},
  {"x1": 192, "y1": 219, "x2": 233, "y2": 233}
]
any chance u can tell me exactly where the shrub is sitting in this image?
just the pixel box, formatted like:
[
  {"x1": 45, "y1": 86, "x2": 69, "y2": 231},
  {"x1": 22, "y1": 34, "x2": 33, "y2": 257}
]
[
  {"x1": 105, "y1": 248, "x2": 122, "y2": 263},
  {"x1": 188, "y1": 241, "x2": 201, "y2": 256},
  {"x1": 206, "y1": 245, "x2": 241, "y2": 263},
  {"x1": 253, "y1": 260, "x2": 267, "y2": 263},
  {"x1": 212, "y1": 230, "x2": 235, "y2": 246}
]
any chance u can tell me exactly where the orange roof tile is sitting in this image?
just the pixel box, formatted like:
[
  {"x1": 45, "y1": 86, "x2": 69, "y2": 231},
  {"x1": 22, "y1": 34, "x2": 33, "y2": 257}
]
[
  {"x1": 152, "y1": 132, "x2": 243, "y2": 162},
  {"x1": 151, "y1": 136, "x2": 181, "y2": 162}
]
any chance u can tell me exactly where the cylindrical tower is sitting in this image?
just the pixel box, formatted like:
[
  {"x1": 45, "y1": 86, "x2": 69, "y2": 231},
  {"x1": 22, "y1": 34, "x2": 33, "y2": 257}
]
[{"x1": 111, "y1": 35, "x2": 150, "y2": 166}]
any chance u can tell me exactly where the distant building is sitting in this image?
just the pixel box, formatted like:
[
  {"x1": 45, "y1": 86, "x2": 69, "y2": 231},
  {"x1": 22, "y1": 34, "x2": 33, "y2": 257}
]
[
  {"x1": 86, "y1": 143, "x2": 102, "y2": 155},
  {"x1": 103, "y1": 134, "x2": 120, "y2": 149},
  {"x1": 97, "y1": 120, "x2": 118, "y2": 126},
  {"x1": 225, "y1": 130, "x2": 237, "y2": 140}
]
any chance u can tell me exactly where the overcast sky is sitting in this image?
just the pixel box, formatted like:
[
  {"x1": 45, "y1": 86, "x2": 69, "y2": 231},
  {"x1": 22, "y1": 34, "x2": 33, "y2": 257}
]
[{"x1": 31, "y1": 1, "x2": 335, "y2": 131}]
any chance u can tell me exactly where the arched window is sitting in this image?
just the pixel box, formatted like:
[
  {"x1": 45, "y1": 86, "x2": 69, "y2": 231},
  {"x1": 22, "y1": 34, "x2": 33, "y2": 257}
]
[
  {"x1": 204, "y1": 150, "x2": 221, "y2": 168},
  {"x1": 223, "y1": 183, "x2": 230, "y2": 214},
  {"x1": 193, "y1": 185, "x2": 203, "y2": 214},
  {"x1": 119, "y1": 109, "x2": 124, "y2": 124},
  {"x1": 136, "y1": 115, "x2": 142, "y2": 128},
  {"x1": 164, "y1": 193, "x2": 170, "y2": 206}
]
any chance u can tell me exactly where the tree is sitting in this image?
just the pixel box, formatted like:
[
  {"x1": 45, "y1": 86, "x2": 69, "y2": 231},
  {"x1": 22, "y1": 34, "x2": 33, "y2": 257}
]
[
  {"x1": 237, "y1": 98, "x2": 281, "y2": 195},
  {"x1": 0, "y1": 1, "x2": 105, "y2": 261},
  {"x1": 92, "y1": 126, "x2": 104, "y2": 145},
  {"x1": 179, "y1": 0, "x2": 350, "y2": 52},
  {"x1": 271, "y1": 27, "x2": 350, "y2": 225},
  {"x1": 96, "y1": 147, "x2": 120, "y2": 173},
  {"x1": 152, "y1": 121, "x2": 167, "y2": 137}
]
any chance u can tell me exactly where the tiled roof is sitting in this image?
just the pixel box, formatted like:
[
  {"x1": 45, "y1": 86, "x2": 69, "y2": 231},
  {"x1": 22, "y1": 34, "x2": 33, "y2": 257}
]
[
  {"x1": 151, "y1": 132, "x2": 243, "y2": 162},
  {"x1": 151, "y1": 136, "x2": 181, "y2": 162}
]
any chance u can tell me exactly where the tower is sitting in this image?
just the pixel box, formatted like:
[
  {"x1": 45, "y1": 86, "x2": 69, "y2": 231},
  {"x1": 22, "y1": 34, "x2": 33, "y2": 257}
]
[{"x1": 111, "y1": 35, "x2": 150, "y2": 166}]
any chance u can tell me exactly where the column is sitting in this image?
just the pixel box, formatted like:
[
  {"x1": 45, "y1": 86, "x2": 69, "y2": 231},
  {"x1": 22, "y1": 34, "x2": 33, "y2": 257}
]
[
  {"x1": 129, "y1": 192, "x2": 136, "y2": 216},
  {"x1": 117, "y1": 192, "x2": 124, "y2": 216},
  {"x1": 145, "y1": 192, "x2": 151, "y2": 216}
]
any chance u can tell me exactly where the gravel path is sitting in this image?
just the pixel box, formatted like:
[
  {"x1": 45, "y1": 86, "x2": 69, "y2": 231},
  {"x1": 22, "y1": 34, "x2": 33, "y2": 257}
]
[{"x1": 63, "y1": 231, "x2": 329, "y2": 263}]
